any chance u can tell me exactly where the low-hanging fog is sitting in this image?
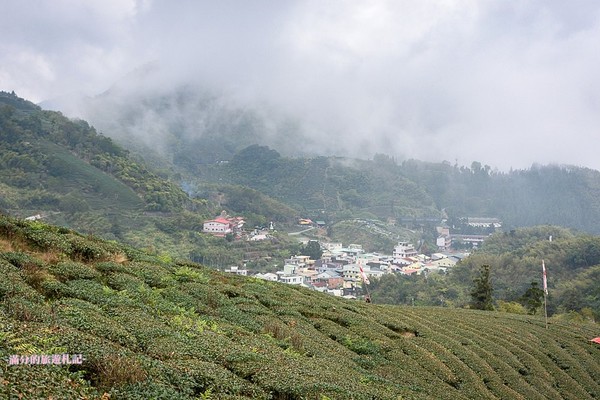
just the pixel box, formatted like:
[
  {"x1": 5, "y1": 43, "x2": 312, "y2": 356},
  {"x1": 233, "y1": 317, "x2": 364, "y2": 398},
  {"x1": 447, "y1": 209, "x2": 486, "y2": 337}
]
[{"x1": 1, "y1": 0, "x2": 600, "y2": 171}]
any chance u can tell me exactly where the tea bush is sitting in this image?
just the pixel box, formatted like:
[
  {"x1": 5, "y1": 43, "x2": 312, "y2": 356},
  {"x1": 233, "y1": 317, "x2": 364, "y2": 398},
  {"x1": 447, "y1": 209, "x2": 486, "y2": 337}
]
[
  {"x1": 1, "y1": 215, "x2": 599, "y2": 399},
  {"x1": 48, "y1": 261, "x2": 100, "y2": 281}
]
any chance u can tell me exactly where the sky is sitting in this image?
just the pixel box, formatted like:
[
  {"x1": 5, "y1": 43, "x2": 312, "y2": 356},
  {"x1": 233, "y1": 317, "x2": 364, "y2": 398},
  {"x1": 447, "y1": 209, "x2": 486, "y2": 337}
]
[{"x1": 1, "y1": 0, "x2": 600, "y2": 171}]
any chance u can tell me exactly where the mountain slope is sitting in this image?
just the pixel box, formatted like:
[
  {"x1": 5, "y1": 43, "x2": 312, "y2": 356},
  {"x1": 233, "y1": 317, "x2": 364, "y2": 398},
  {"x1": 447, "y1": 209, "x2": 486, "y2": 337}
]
[
  {"x1": 0, "y1": 90, "x2": 191, "y2": 214},
  {"x1": 0, "y1": 91, "x2": 221, "y2": 256},
  {"x1": 1, "y1": 215, "x2": 599, "y2": 399},
  {"x1": 370, "y1": 225, "x2": 600, "y2": 322}
]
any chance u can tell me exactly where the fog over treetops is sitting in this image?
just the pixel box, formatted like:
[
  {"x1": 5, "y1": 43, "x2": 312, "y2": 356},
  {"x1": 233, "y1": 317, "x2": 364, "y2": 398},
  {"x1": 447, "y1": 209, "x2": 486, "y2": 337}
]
[{"x1": 2, "y1": 1, "x2": 600, "y2": 171}]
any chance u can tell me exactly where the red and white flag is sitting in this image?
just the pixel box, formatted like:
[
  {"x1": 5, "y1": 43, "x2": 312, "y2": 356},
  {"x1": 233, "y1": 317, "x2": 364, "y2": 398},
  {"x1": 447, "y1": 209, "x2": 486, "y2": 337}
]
[
  {"x1": 542, "y1": 260, "x2": 548, "y2": 295},
  {"x1": 359, "y1": 263, "x2": 370, "y2": 285}
]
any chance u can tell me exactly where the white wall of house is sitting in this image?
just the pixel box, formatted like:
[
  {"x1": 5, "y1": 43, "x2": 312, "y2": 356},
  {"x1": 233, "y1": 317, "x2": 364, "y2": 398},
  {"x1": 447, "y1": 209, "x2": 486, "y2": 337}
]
[
  {"x1": 280, "y1": 275, "x2": 304, "y2": 285},
  {"x1": 203, "y1": 221, "x2": 231, "y2": 233}
]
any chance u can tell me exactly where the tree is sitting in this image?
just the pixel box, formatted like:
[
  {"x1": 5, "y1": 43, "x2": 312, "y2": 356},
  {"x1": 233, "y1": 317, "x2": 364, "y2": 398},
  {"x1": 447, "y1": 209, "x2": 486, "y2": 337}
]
[
  {"x1": 470, "y1": 264, "x2": 494, "y2": 310},
  {"x1": 519, "y1": 281, "x2": 544, "y2": 315},
  {"x1": 301, "y1": 240, "x2": 323, "y2": 261}
]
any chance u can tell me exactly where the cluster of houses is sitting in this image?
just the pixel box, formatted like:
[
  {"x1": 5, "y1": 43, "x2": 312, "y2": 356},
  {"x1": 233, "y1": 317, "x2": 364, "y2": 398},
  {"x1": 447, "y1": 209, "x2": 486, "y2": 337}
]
[
  {"x1": 202, "y1": 211, "x2": 273, "y2": 241},
  {"x1": 224, "y1": 240, "x2": 468, "y2": 298},
  {"x1": 204, "y1": 212, "x2": 500, "y2": 297},
  {"x1": 202, "y1": 211, "x2": 245, "y2": 237}
]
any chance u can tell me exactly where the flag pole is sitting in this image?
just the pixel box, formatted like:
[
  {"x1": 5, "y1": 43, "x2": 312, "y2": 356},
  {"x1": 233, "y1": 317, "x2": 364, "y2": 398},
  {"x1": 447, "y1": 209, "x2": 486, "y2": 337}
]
[
  {"x1": 363, "y1": 280, "x2": 372, "y2": 303},
  {"x1": 543, "y1": 260, "x2": 548, "y2": 329},
  {"x1": 544, "y1": 290, "x2": 548, "y2": 329},
  {"x1": 358, "y1": 261, "x2": 371, "y2": 303}
]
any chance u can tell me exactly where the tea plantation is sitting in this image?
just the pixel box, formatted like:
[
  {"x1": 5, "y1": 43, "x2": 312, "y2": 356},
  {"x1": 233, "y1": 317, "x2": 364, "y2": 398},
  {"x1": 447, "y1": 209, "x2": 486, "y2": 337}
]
[{"x1": 1, "y1": 215, "x2": 599, "y2": 399}]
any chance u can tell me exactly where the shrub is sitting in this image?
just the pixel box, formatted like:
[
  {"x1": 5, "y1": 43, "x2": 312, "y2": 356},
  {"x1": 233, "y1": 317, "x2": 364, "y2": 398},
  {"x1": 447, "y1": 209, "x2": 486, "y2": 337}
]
[
  {"x1": 21, "y1": 262, "x2": 54, "y2": 291},
  {"x1": 4, "y1": 297, "x2": 51, "y2": 322},
  {"x1": 173, "y1": 266, "x2": 209, "y2": 283},
  {"x1": 127, "y1": 262, "x2": 172, "y2": 288},
  {"x1": 67, "y1": 234, "x2": 111, "y2": 262},
  {"x1": 56, "y1": 298, "x2": 138, "y2": 347},
  {"x1": 48, "y1": 261, "x2": 100, "y2": 281},
  {"x1": 497, "y1": 301, "x2": 527, "y2": 315},
  {"x1": 89, "y1": 353, "x2": 148, "y2": 390},
  {"x1": 95, "y1": 261, "x2": 128, "y2": 273},
  {"x1": 340, "y1": 335, "x2": 380, "y2": 355}
]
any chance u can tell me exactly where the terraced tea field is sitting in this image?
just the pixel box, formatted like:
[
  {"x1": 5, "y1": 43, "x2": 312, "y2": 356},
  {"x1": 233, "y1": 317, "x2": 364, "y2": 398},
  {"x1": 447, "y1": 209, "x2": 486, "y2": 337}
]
[{"x1": 1, "y1": 215, "x2": 599, "y2": 399}]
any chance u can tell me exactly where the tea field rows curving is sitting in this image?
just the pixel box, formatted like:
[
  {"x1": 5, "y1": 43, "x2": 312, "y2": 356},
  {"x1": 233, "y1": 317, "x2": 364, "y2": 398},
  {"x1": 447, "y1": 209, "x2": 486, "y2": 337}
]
[{"x1": 1, "y1": 215, "x2": 598, "y2": 399}]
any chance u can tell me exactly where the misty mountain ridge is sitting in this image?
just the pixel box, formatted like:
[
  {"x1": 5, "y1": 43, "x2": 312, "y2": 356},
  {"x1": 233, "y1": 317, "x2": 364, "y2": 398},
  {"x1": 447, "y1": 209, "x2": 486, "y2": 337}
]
[
  {"x1": 40, "y1": 63, "x2": 599, "y2": 176},
  {"x1": 27, "y1": 83, "x2": 600, "y2": 235},
  {"x1": 42, "y1": 66, "x2": 321, "y2": 167},
  {"x1": 6, "y1": 87, "x2": 600, "y2": 239}
]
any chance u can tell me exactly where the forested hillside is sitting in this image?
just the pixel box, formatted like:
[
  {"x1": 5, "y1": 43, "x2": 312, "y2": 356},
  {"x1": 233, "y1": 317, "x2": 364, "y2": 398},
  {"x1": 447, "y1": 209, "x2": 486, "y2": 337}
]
[
  {"x1": 5, "y1": 89, "x2": 600, "y2": 261},
  {"x1": 0, "y1": 91, "x2": 192, "y2": 213},
  {"x1": 400, "y1": 159, "x2": 600, "y2": 234},
  {"x1": 210, "y1": 145, "x2": 438, "y2": 219},
  {"x1": 0, "y1": 91, "x2": 218, "y2": 256},
  {"x1": 1, "y1": 215, "x2": 599, "y2": 399},
  {"x1": 187, "y1": 146, "x2": 600, "y2": 236},
  {"x1": 66, "y1": 84, "x2": 600, "y2": 235}
]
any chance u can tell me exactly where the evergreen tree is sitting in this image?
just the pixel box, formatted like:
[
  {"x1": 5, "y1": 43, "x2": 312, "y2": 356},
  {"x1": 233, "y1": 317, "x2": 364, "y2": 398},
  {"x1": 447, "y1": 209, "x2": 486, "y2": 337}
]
[
  {"x1": 519, "y1": 281, "x2": 544, "y2": 315},
  {"x1": 470, "y1": 264, "x2": 494, "y2": 310}
]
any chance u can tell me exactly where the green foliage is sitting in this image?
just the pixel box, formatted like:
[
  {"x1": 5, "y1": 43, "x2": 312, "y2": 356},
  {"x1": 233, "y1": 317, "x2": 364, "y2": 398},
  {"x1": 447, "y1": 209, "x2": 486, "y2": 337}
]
[
  {"x1": 497, "y1": 301, "x2": 527, "y2": 314},
  {"x1": 452, "y1": 227, "x2": 600, "y2": 319},
  {"x1": 300, "y1": 240, "x2": 322, "y2": 261},
  {"x1": 401, "y1": 160, "x2": 600, "y2": 234},
  {"x1": 48, "y1": 261, "x2": 100, "y2": 281},
  {"x1": 339, "y1": 335, "x2": 379, "y2": 355},
  {"x1": 470, "y1": 265, "x2": 494, "y2": 311},
  {"x1": 196, "y1": 145, "x2": 440, "y2": 221},
  {"x1": 173, "y1": 266, "x2": 209, "y2": 283},
  {"x1": 0, "y1": 91, "x2": 217, "y2": 260},
  {"x1": 519, "y1": 281, "x2": 544, "y2": 315}
]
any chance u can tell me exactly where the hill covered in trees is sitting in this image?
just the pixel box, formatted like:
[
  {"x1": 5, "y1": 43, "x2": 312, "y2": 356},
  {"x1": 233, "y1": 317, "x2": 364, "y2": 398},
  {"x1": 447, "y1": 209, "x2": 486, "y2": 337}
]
[
  {"x1": 1, "y1": 215, "x2": 599, "y2": 399},
  {"x1": 400, "y1": 159, "x2": 600, "y2": 234},
  {"x1": 199, "y1": 148, "x2": 600, "y2": 235},
  {"x1": 0, "y1": 91, "x2": 300, "y2": 260},
  {"x1": 64, "y1": 85, "x2": 600, "y2": 236}
]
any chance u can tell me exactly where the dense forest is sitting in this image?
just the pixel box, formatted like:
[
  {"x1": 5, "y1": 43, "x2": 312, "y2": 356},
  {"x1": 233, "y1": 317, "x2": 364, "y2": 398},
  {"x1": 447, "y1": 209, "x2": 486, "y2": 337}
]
[{"x1": 194, "y1": 148, "x2": 600, "y2": 235}]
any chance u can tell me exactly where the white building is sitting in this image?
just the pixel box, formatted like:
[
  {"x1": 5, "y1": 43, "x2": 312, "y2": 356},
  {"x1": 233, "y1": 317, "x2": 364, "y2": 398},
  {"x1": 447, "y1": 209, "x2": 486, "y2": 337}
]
[
  {"x1": 279, "y1": 275, "x2": 304, "y2": 285},
  {"x1": 255, "y1": 273, "x2": 278, "y2": 281},
  {"x1": 321, "y1": 242, "x2": 343, "y2": 252},
  {"x1": 393, "y1": 241, "x2": 418, "y2": 261},
  {"x1": 436, "y1": 236, "x2": 451, "y2": 251},
  {"x1": 202, "y1": 218, "x2": 232, "y2": 234},
  {"x1": 467, "y1": 217, "x2": 502, "y2": 228},
  {"x1": 224, "y1": 266, "x2": 248, "y2": 276}
]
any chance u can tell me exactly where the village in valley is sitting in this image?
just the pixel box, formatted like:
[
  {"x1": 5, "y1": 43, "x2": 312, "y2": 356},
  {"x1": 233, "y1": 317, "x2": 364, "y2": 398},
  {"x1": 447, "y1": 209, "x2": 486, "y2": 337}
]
[{"x1": 202, "y1": 211, "x2": 502, "y2": 298}]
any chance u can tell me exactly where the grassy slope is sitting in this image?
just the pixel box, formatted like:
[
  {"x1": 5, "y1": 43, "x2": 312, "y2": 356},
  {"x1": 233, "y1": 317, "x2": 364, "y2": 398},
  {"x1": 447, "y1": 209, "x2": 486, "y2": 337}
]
[{"x1": 1, "y1": 215, "x2": 599, "y2": 399}]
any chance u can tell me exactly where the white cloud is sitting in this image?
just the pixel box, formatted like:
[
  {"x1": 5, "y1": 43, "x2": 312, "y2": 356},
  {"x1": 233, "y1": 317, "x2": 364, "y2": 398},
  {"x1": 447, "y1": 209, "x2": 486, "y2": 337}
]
[{"x1": 1, "y1": 0, "x2": 600, "y2": 170}]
